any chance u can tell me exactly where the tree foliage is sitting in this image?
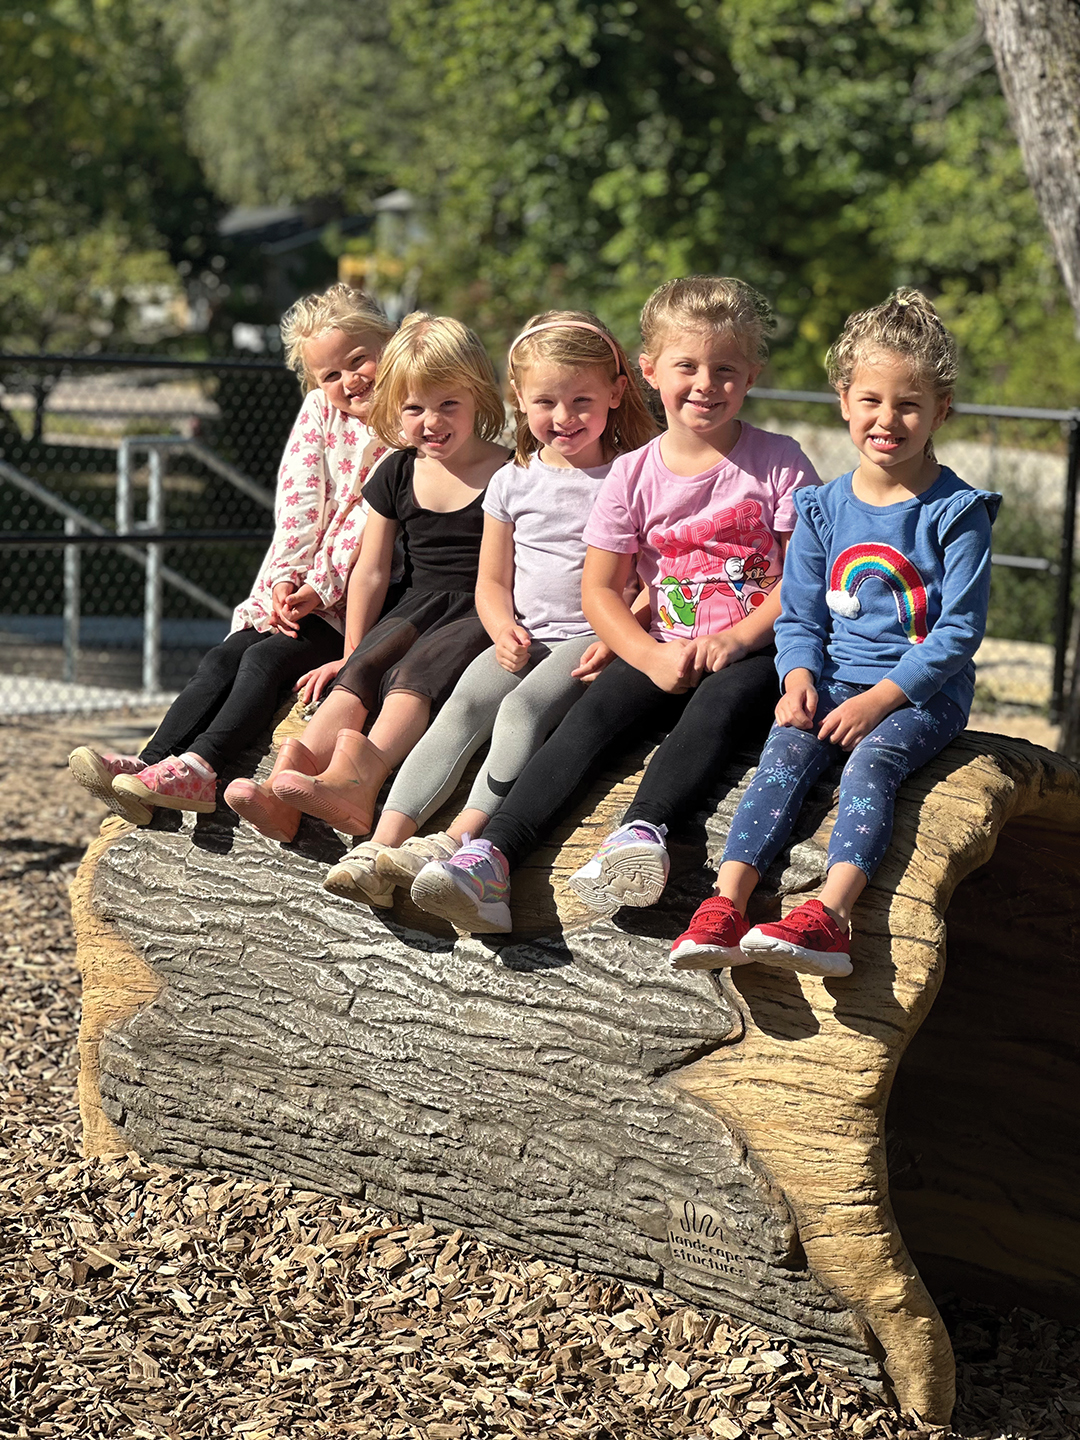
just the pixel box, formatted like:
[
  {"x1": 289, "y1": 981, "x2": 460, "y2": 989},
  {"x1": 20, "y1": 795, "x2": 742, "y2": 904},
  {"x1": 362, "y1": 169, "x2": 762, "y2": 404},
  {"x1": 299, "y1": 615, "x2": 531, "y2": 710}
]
[
  {"x1": 156, "y1": 0, "x2": 415, "y2": 212},
  {"x1": 3, "y1": 0, "x2": 1077, "y2": 402},
  {"x1": 383, "y1": 0, "x2": 1080, "y2": 401},
  {"x1": 0, "y1": 0, "x2": 214, "y2": 350}
]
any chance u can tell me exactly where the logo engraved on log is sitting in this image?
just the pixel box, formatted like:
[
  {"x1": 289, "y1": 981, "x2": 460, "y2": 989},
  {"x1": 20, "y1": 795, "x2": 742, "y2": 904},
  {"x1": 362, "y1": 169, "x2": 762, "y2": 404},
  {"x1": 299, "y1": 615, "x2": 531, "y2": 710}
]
[{"x1": 665, "y1": 1199, "x2": 749, "y2": 1282}]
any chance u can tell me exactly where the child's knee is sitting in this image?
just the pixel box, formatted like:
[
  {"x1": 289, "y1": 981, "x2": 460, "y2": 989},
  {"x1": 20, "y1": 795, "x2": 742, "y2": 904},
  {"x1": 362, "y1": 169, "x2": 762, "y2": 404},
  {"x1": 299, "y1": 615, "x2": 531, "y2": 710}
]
[{"x1": 198, "y1": 641, "x2": 243, "y2": 683}]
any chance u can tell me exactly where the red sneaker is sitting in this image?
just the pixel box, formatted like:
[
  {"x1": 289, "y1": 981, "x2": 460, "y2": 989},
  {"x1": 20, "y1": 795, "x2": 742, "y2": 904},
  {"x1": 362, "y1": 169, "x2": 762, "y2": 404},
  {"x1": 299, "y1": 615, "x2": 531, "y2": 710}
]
[
  {"x1": 741, "y1": 899, "x2": 853, "y2": 978},
  {"x1": 670, "y1": 896, "x2": 751, "y2": 970}
]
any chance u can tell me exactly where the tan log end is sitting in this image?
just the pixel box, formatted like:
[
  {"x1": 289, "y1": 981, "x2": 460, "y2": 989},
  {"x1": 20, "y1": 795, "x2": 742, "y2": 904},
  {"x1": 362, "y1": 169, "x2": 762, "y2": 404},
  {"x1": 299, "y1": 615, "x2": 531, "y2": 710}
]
[{"x1": 70, "y1": 815, "x2": 163, "y2": 1156}]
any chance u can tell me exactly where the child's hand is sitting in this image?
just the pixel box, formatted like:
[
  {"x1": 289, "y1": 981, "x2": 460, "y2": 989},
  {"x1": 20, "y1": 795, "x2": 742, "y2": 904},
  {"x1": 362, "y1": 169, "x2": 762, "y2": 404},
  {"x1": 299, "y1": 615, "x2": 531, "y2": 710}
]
[
  {"x1": 817, "y1": 682, "x2": 905, "y2": 750},
  {"x1": 682, "y1": 632, "x2": 747, "y2": 678},
  {"x1": 295, "y1": 658, "x2": 344, "y2": 705},
  {"x1": 571, "y1": 640, "x2": 614, "y2": 683},
  {"x1": 776, "y1": 672, "x2": 817, "y2": 730},
  {"x1": 270, "y1": 581, "x2": 298, "y2": 635},
  {"x1": 645, "y1": 639, "x2": 696, "y2": 694},
  {"x1": 495, "y1": 623, "x2": 532, "y2": 672},
  {"x1": 281, "y1": 584, "x2": 320, "y2": 626}
]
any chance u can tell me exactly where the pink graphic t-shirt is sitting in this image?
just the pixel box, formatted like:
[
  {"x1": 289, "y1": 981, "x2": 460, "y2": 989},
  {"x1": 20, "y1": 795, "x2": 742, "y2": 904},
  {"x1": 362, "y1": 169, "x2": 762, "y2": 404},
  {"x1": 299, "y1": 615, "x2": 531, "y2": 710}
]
[{"x1": 583, "y1": 424, "x2": 820, "y2": 641}]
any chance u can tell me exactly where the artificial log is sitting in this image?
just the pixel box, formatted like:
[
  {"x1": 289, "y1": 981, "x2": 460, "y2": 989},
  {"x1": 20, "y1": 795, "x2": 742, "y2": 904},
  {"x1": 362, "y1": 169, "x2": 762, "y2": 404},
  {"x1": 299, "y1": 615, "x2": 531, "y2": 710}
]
[{"x1": 71, "y1": 718, "x2": 1080, "y2": 1426}]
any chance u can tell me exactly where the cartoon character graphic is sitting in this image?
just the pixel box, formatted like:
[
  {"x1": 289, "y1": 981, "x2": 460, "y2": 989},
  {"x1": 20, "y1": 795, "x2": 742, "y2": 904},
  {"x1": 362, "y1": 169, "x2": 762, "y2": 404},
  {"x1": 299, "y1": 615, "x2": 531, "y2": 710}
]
[
  {"x1": 650, "y1": 500, "x2": 781, "y2": 634},
  {"x1": 826, "y1": 544, "x2": 928, "y2": 643},
  {"x1": 657, "y1": 575, "x2": 712, "y2": 630}
]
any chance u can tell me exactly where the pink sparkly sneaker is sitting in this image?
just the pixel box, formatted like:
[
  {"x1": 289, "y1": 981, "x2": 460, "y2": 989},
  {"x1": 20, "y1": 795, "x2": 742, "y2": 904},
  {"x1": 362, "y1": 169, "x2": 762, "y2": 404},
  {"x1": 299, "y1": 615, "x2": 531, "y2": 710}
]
[
  {"x1": 68, "y1": 746, "x2": 152, "y2": 825},
  {"x1": 114, "y1": 756, "x2": 217, "y2": 814}
]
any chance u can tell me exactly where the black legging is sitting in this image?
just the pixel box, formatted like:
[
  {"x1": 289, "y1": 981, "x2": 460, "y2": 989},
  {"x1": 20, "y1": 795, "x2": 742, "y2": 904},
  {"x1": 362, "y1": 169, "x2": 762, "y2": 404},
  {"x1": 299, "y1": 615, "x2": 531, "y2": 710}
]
[
  {"x1": 140, "y1": 615, "x2": 343, "y2": 773},
  {"x1": 482, "y1": 650, "x2": 779, "y2": 870}
]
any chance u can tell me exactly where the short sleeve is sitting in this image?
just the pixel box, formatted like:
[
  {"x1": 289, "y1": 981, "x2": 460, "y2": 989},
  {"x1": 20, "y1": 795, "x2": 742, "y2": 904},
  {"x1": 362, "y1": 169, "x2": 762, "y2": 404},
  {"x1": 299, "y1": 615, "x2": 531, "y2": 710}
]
[
  {"x1": 772, "y1": 437, "x2": 821, "y2": 533},
  {"x1": 481, "y1": 461, "x2": 519, "y2": 525},
  {"x1": 362, "y1": 449, "x2": 407, "y2": 521},
  {"x1": 582, "y1": 453, "x2": 641, "y2": 554}
]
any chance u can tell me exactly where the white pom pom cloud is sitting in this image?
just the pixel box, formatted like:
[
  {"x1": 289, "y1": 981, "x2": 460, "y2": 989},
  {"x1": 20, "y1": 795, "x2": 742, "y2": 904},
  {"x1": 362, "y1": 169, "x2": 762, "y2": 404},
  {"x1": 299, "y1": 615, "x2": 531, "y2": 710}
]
[{"x1": 826, "y1": 589, "x2": 862, "y2": 619}]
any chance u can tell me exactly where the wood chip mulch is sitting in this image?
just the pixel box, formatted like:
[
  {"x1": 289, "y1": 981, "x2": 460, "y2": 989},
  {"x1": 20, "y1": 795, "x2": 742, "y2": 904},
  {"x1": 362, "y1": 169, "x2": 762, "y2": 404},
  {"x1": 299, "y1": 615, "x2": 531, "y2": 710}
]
[{"x1": 1, "y1": 714, "x2": 1078, "y2": 1440}]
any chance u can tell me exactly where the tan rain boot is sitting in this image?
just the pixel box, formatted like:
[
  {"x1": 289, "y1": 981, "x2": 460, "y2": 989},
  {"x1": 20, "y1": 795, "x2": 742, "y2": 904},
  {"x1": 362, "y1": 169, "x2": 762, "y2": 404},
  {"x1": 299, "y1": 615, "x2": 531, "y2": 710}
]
[
  {"x1": 223, "y1": 737, "x2": 317, "y2": 842},
  {"x1": 270, "y1": 728, "x2": 388, "y2": 836}
]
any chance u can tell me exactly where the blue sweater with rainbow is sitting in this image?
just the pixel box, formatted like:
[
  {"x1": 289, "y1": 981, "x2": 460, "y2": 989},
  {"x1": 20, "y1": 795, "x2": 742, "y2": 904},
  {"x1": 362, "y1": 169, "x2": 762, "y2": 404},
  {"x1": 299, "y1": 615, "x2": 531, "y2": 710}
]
[{"x1": 775, "y1": 467, "x2": 1001, "y2": 718}]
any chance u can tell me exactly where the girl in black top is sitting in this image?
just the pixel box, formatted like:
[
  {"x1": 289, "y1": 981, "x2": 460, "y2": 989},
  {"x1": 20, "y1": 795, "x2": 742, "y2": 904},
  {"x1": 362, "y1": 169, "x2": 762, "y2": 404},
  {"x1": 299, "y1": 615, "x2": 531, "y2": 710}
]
[{"x1": 268, "y1": 313, "x2": 509, "y2": 836}]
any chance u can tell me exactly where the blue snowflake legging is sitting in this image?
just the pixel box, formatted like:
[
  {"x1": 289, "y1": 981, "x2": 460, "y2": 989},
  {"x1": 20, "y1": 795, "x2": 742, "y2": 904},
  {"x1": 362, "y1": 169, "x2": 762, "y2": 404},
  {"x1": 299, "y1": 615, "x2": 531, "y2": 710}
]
[{"x1": 722, "y1": 680, "x2": 967, "y2": 880}]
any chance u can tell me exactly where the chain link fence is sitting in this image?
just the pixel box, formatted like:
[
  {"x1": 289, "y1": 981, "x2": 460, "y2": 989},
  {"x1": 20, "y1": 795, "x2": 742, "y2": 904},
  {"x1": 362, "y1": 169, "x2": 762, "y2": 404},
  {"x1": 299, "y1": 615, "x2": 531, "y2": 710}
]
[
  {"x1": 1, "y1": 356, "x2": 1077, "y2": 740},
  {"x1": 0, "y1": 355, "x2": 298, "y2": 716}
]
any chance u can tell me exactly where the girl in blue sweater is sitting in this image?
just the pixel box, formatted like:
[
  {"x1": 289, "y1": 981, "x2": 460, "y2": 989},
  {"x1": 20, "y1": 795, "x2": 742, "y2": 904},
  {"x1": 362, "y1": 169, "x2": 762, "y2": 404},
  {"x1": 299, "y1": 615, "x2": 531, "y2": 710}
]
[{"x1": 671, "y1": 289, "x2": 1000, "y2": 976}]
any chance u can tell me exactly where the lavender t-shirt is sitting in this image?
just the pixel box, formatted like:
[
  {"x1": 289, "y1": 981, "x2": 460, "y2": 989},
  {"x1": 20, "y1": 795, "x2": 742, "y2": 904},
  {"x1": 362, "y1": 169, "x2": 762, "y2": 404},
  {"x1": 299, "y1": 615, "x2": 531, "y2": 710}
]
[
  {"x1": 583, "y1": 425, "x2": 819, "y2": 641},
  {"x1": 483, "y1": 452, "x2": 613, "y2": 641}
]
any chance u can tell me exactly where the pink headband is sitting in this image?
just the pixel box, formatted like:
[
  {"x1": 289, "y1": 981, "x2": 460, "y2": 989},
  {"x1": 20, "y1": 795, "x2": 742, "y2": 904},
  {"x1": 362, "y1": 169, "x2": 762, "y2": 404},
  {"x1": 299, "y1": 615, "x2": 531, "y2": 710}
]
[{"x1": 507, "y1": 320, "x2": 623, "y2": 375}]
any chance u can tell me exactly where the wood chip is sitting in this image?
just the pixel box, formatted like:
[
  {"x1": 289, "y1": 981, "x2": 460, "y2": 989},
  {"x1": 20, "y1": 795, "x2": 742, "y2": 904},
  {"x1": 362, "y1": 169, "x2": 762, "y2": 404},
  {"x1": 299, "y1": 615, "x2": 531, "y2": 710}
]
[{"x1": 2, "y1": 718, "x2": 1077, "y2": 1440}]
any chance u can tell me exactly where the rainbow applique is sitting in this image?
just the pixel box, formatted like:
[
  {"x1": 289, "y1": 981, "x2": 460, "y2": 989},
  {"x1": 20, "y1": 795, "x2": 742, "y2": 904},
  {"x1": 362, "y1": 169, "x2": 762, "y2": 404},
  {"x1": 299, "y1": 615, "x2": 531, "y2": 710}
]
[{"x1": 826, "y1": 544, "x2": 928, "y2": 644}]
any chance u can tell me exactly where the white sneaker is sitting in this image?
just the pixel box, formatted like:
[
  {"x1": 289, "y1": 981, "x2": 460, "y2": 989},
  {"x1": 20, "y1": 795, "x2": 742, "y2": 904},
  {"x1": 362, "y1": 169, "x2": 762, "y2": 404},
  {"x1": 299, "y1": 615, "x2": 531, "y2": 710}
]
[
  {"x1": 375, "y1": 831, "x2": 458, "y2": 889},
  {"x1": 323, "y1": 841, "x2": 394, "y2": 908},
  {"x1": 567, "y1": 820, "x2": 669, "y2": 911}
]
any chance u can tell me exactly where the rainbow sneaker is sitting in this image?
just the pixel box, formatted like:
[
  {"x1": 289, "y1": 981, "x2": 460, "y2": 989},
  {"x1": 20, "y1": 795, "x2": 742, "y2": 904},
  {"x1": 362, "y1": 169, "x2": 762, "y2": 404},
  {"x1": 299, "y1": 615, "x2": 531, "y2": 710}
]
[
  {"x1": 410, "y1": 837, "x2": 512, "y2": 934},
  {"x1": 567, "y1": 820, "x2": 669, "y2": 911},
  {"x1": 741, "y1": 899, "x2": 853, "y2": 978}
]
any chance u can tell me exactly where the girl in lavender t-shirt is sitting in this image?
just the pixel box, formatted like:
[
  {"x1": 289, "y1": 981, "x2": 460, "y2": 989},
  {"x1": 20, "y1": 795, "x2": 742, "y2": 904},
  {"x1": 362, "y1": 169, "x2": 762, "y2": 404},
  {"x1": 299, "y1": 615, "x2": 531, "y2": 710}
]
[{"x1": 411, "y1": 276, "x2": 819, "y2": 934}]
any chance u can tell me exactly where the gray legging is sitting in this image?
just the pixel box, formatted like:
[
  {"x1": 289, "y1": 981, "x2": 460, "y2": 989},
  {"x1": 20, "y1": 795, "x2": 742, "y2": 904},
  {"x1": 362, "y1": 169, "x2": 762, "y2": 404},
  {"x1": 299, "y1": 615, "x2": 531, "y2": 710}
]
[{"x1": 382, "y1": 634, "x2": 596, "y2": 826}]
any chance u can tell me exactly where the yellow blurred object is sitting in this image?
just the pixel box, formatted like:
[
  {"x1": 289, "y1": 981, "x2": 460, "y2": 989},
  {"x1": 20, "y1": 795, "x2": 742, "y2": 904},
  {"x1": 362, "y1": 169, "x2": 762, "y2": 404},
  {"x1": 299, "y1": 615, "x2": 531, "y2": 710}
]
[{"x1": 338, "y1": 254, "x2": 370, "y2": 286}]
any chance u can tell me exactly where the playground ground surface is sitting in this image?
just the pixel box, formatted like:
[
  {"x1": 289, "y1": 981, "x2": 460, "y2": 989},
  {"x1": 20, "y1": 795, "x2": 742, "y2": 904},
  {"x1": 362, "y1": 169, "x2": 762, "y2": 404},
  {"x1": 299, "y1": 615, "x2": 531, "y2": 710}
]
[{"x1": 0, "y1": 713, "x2": 1076, "y2": 1440}]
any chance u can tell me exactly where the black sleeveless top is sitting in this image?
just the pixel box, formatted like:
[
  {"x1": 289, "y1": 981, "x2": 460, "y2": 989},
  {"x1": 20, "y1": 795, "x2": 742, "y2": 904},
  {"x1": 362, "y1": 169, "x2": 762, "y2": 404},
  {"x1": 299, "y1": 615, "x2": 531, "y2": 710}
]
[{"x1": 363, "y1": 449, "x2": 487, "y2": 593}]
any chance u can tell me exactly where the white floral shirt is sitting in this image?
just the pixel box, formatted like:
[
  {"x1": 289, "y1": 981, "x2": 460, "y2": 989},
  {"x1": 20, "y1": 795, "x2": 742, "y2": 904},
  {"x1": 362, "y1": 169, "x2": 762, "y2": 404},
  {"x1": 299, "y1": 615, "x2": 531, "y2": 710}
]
[{"x1": 231, "y1": 389, "x2": 386, "y2": 635}]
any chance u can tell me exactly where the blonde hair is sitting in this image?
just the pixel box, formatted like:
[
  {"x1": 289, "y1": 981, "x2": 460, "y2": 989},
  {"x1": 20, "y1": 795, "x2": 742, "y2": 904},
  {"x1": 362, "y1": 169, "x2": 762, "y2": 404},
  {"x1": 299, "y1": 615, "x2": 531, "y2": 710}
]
[
  {"x1": 507, "y1": 309, "x2": 658, "y2": 465},
  {"x1": 368, "y1": 312, "x2": 505, "y2": 449},
  {"x1": 280, "y1": 282, "x2": 395, "y2": 392},
  {"x1": 826, "y1": 287, "x2": 958, "y2": 398},
  {"x1": 640, "y1": 276, "x2": 775, "y2": 366}
]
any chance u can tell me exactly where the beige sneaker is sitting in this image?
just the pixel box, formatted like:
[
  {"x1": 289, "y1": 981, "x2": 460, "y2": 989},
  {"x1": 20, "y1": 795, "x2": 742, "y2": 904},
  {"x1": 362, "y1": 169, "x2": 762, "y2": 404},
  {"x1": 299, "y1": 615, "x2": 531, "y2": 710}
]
[
  {"x1": 68, "y1": 746, "x2": 153, "y2": 825},
  {"x1": 323, "y1": 841, "x2": 394, "y2": 908},
  {"x1": 375, "y1": 831, "x2": 458, "y2": 889}
]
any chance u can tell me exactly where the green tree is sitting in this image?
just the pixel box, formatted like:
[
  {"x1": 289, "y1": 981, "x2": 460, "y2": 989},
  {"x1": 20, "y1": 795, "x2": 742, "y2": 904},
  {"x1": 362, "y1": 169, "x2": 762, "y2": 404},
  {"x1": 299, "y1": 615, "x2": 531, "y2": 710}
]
[
  {"x1": 156, "y1": 0, "x2": 416, "y2": 214},
  {"x1": 385, "y1": 0, "x2": 1080, "y2": 400},
  {"x1": 0, "y1": 0, "x2": 214, "y2": 351}
]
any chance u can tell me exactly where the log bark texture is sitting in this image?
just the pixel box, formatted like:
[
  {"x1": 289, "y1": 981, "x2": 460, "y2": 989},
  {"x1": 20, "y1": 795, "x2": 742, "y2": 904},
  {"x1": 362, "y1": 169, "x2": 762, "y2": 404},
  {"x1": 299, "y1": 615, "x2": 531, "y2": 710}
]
[
  {"x1": 72, "y1": 720, "x2": 1080, "y2": 1426},
  {"x1": 976, "y1": 0, "x2": 1080, "y2": 329}
]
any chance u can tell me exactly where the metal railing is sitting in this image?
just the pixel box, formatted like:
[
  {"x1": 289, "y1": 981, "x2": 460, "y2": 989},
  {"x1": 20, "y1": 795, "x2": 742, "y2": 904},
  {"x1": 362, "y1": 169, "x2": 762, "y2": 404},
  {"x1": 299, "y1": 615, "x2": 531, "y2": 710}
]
[{"x1": 0, "y1": 443, "x2": 273, "y2": 694}]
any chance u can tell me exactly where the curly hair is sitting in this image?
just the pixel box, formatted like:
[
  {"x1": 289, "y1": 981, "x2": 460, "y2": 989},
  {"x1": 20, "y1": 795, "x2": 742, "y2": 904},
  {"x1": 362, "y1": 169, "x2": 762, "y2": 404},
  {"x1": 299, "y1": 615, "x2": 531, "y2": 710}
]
[{"x1": 826, "y1": 288, "x2": 958, "y2": 397}]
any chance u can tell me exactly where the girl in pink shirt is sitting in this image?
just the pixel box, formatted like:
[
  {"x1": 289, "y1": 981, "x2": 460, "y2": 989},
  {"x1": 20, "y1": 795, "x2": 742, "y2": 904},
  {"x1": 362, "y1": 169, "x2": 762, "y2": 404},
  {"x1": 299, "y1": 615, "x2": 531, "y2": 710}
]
[
  {"x1": 411, "y1": 276, "x2": 819, "y2": 934},
  {"x1": 68, "y1": 283, "x2": 395, "y2": 830}
]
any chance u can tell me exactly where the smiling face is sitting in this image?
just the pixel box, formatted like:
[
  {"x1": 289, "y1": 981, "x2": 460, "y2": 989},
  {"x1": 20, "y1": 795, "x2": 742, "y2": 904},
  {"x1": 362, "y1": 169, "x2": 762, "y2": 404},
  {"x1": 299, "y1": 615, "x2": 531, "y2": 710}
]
[
  {"x1": 640, "y1": 328, "x2": 761, "y2": 445},
  {"x1": 514, "y1": 361, "x2": 627, "y2": 469},
  {"x1": 304, "y1": 327, "x2": 384, "y2": 421},
  {"x1": 399, "y1": 384, "x2": 479, "y2": 460},
  {"x1": 840, "y1": 352, "x2": 951, "y2": 474}
]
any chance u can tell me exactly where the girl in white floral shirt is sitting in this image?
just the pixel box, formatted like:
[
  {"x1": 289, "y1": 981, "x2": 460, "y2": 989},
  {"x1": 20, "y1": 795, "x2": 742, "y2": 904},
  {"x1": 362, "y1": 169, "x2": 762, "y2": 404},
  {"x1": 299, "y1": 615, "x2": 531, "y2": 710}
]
[{"x1": 69, "y1": 283, "x2": 396, "y2": 836}]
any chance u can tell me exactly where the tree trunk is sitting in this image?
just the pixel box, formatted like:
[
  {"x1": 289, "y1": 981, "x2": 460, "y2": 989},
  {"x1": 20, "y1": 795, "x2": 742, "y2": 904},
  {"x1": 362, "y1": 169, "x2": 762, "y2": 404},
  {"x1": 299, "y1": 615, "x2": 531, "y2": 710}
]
[
  {"x1": 976, "y1": 0, "x2": 1080, "y2": 329},
  {"x1": 72, "y1": 716, "x2": 1080, "y2": 1427}
]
